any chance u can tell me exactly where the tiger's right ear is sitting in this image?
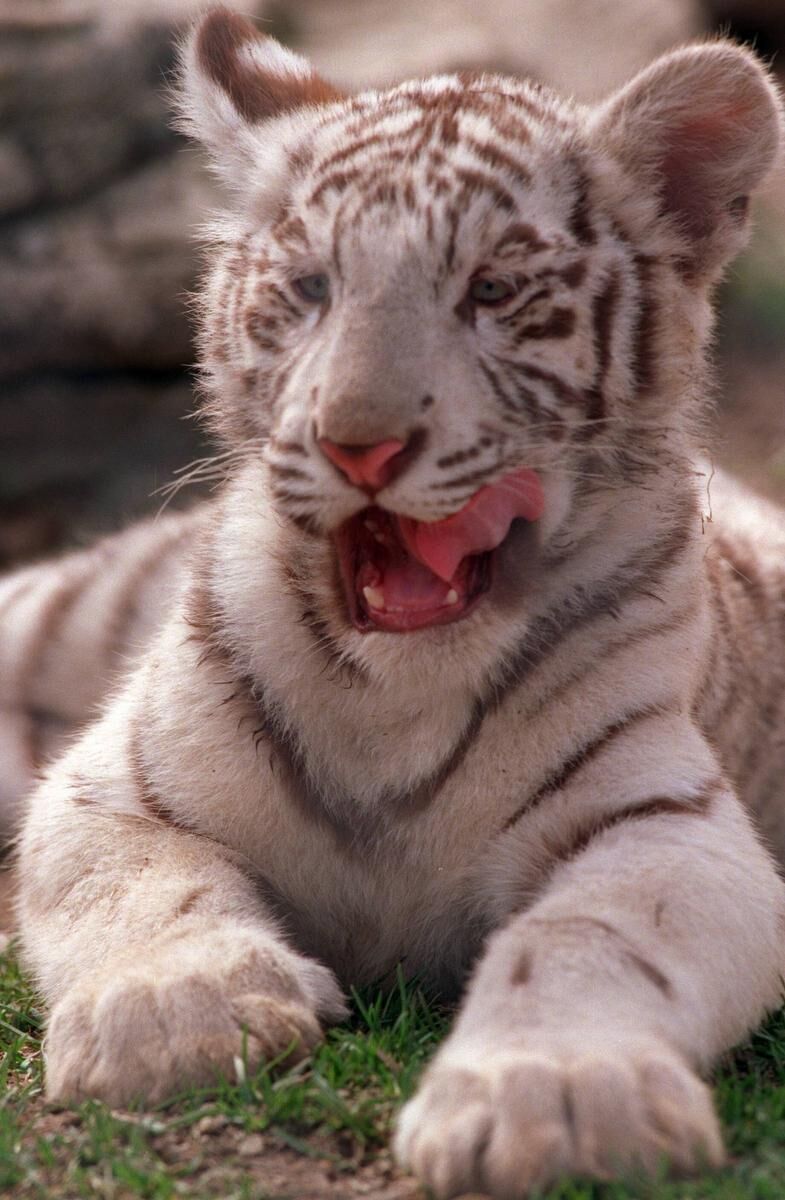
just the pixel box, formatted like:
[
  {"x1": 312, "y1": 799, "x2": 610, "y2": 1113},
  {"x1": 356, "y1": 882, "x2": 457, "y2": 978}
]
[{"x1": 176, "y1": 6, "x2": 344, "y2": 182}]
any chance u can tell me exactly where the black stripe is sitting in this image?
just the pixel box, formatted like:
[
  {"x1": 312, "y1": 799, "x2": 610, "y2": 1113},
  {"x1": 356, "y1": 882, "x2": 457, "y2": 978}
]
[
  {"x1": 453, "y1": 166, "x2": 516, "y2": 213},
  {"x1": 498, "y1": 288, "x2": 548, "y2": 326},
  {"x1": 502, "y1": 705, "x2": 666, "y2": 832},
  {"x1": 282, "y1": 557, "x2": 363, "y2": 685},
  {"x1": 493, "y1": 223, "x2": 548, "y2": 255},
  {"x1": 488, "y1": 492, "x2": 695, "y2": 708},
  {"x1": 479, "y1": 358, "x2": 537, "y2": 420},
  {"x1": 432, "y1": 465, "x2": 499, "y2": 491},
  {"x1": 464, "y1": 136, "x2": 532, "y2": 184},
  {"x1": 510, "y1": 361, "x2": 584, "y2": 408},
  {"x1": 444, "y1": 205, "x2": 461, "y2": 273},
  {"x1": 286, "y1": 511, "x2": 322, "y2": 537},
  {"x1": 267, "y1": 462, "x2": 310, "y2": 482},
  {"x1": 404, "y1": 697, "x2": 486, "y2": 812},
  {"x1": 186, "y1": 573, "x2": 489, "y2": 851},
  {"x1": 22, "y1": 569, "x2": 94, "y2": 769},
  {"x1": 630, "y1": 254, "x2": 657, "y2": 394},
  {"x1": 315, "y1": 130, "x2": 391, "y2": 175},
  {"x1": 102, "y1": 525, "x2": 188, "y2": 671},
  {"x1": 547, "y1": 778, "x2": 721, "y2": 866},
  {"x1": 567, "y1": 161, "x2": 597, "y2": 246},
  {"x1": 523, "y1": 603, "x2": 695, "y2": 725},
  {"x1": 584, "y1": 268, "x2": 620, "y2": 423},
  {"x1": 526, "y1": 916, "x2": 674, "y2": 998},
  {"x1": 128, "y1": 718, "x2": 191, "y2": 829},
  {"x1": 515, "y1": 307, "x2": 576, "y2": 343}
]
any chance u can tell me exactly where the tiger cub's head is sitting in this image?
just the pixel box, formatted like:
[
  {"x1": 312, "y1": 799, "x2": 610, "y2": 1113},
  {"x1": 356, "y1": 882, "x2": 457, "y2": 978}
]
[{"x1": 179, "y1": 8, "x2": 782, "y2": 638}]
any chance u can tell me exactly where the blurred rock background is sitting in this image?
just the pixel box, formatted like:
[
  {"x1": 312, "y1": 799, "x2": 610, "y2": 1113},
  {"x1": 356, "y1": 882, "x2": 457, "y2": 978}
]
[{"x1": 1, "y1": 0, "x2": 783, "y2": 569}]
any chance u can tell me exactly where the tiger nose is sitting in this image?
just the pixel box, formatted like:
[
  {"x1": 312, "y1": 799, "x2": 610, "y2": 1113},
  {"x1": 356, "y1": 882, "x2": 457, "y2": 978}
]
[{"x1": 318, "y1": 437, "x2": 408, "y2": 491}]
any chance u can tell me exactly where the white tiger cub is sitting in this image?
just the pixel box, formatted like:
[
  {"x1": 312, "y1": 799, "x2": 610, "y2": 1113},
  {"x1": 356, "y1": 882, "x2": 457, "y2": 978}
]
[{"x1": 6, "y1": 6, "x2": 785, "y2": 1195}]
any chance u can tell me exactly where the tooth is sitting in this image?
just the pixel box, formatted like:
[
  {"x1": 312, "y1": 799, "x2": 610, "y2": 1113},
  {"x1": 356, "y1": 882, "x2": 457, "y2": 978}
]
[
  {"x1": 364, "y1": 519, "x2": 379, "y2": 532},
  {"x1": 363, "y1": 585, "x2": 385, "y2": 609},
  {"x1": 446, "y1": 589, "x2": 458, "y2": 604}
]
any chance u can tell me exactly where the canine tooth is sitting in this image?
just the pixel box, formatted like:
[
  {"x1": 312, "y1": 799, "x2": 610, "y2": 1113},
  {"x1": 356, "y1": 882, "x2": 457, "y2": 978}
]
[
  {"x1": 362, "y1": 585, "x2": 385, "y2": 609},
  {"x1": 446, "y1": 589, "x2": 459, "y2": 604}
]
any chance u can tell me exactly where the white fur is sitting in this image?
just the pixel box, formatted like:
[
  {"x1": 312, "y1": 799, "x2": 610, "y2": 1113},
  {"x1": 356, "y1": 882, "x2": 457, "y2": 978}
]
[{"x1": 8, "y1": 18, "x2": 785, "y2": 1197}]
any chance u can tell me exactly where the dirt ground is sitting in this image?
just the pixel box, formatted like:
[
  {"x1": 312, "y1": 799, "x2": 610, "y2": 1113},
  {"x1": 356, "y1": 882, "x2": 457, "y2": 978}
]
[
  {"x1": 0, "y1": 862, "x2": 15, "y2": 946},
  {"x1": 9, "y1": 1100, "x2": 430, "y2": 1199},
  {"x1": 23, "y1": 1105, "x2": 427, "y2": 1200}
]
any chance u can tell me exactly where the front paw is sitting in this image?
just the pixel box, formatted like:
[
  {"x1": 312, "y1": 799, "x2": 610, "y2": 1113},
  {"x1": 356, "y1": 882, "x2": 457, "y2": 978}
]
[
  {"x1": 45, "y1": 925, "x2": 346, "y2": 1107},
  {"x1": 395, "y1": 1035, "x2": 724, "y2": 1198}
]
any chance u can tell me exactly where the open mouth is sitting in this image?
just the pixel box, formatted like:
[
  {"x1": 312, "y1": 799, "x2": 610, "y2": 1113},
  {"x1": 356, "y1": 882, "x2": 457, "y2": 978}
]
[{"x1": 334, "y1": 467, "x2": 544, "y2": 633}]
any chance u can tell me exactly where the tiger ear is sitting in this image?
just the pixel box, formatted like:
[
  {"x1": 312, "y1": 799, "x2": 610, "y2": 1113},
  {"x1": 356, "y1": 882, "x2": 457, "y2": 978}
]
[
  {"x1": 593, "y1": 42, "x2": 783, "y2": 278},
  {"x1": 177, "y1": 6, "x2": 344, "y2": 181}
]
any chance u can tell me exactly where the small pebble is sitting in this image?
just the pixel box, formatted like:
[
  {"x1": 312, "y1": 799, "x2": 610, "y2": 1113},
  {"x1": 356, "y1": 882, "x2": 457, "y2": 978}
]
[
  {"x1": 237, "y1": 1133, "x2": 265, "y2": 1157},
  {"x1": 196, "y1": 1115, "x2": 229, "y2": 1136}
]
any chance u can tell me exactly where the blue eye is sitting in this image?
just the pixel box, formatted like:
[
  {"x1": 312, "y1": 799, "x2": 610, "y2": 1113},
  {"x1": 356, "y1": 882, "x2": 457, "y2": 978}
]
[
  {"x1": 469, "y1": 276, "x2": 515, "y2": 305},
  {"x1": 294, "y1": 273, "x2": 330, "y2": 302}
]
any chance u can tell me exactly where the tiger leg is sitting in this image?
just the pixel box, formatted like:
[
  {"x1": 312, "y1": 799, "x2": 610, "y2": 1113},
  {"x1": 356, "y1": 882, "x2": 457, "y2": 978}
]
[
  {"x1": 396, "y1": 782, "x2": 785, "y2": 1196},
  {"x1": 17, "y1": 760, "x2": 346, "y2": 1108}
]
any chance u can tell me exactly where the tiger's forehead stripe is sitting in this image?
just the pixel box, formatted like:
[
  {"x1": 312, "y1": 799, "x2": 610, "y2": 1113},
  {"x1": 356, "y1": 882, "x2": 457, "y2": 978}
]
[
  {"x1": 285, "y1": 87, "x2": 596, "y2": 295},
  {"x1": 302, "y1": 81, "x2": 567, "y2": 209}
]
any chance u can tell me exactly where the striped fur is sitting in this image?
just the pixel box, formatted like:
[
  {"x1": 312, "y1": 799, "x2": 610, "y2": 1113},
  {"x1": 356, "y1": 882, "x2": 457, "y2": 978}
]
[
  {"x1": 6, "y1": 9, "x2": 785, "y2": 1194},
  {"x1": 0, "y1": 512, "x2": 200, "y2": 830}
]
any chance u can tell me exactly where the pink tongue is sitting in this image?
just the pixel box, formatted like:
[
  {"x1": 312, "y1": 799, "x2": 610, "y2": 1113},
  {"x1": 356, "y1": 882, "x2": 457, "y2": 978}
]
[
  {"x1": 382, "y1": 557, "x2": 452, "y2": 610},
  {"x1": 397, "y1": 468, "x2": 544, "y2": 583}
]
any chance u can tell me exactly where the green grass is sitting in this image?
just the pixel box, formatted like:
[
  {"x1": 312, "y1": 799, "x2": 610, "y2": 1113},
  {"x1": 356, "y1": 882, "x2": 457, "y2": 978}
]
[
  {"x1": 0, "y1": 942, "x2": 447, "y2": 1198},
  {"x1": 3, "y1": 941, "x2": 785, "y2": 1200}
]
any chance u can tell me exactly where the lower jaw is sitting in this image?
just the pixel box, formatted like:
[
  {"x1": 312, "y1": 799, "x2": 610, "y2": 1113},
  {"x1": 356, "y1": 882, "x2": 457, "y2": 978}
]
[
  {"x1": 352, "y1": 591, "x2": 483, "y2": 633},
  {"x1": 341, "y1": 553, "x2": 492, "y2": 634}
]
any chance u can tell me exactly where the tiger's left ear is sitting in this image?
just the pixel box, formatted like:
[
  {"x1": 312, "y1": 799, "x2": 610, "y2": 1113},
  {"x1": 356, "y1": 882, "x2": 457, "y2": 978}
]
[
  {"x1": 593, "y1": 41, "x2": 783, "y2": 278},
  {"x1": 177, "y1": 6, "x2": 344, "y2": 183}
]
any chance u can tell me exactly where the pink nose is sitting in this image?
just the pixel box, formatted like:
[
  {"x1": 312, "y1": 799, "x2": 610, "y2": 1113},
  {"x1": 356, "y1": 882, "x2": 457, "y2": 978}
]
[{"x1": 318, "y1": 437, "x2": 407, "y2": 491}]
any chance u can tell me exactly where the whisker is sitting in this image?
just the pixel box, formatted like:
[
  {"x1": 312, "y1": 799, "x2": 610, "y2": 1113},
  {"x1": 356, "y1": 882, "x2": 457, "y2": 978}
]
[{"x1": 154, "y1": 440, "x2": 264, "y2": 514}]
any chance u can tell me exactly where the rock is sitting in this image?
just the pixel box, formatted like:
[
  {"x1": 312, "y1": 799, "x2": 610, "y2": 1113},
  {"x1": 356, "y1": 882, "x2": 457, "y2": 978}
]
[
  {"x1": 0, "y1": 0, "x2": 264, "y2": 565},
  {"x1": 0, "y1": 1, "x2": 267, "y2": 378},
  {"x1": 0, "y1": 14, "x2": 175, "y2": 219},
  {"x1": 196, "y1": 1114, "x2": 230, "y2": 1136},
  {"x1": 237, "y1": 1133, "x2": 266, "y2": 1157},
  {"x1": 0, "y1": 155, "x2": 209, "y2": 376}
]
